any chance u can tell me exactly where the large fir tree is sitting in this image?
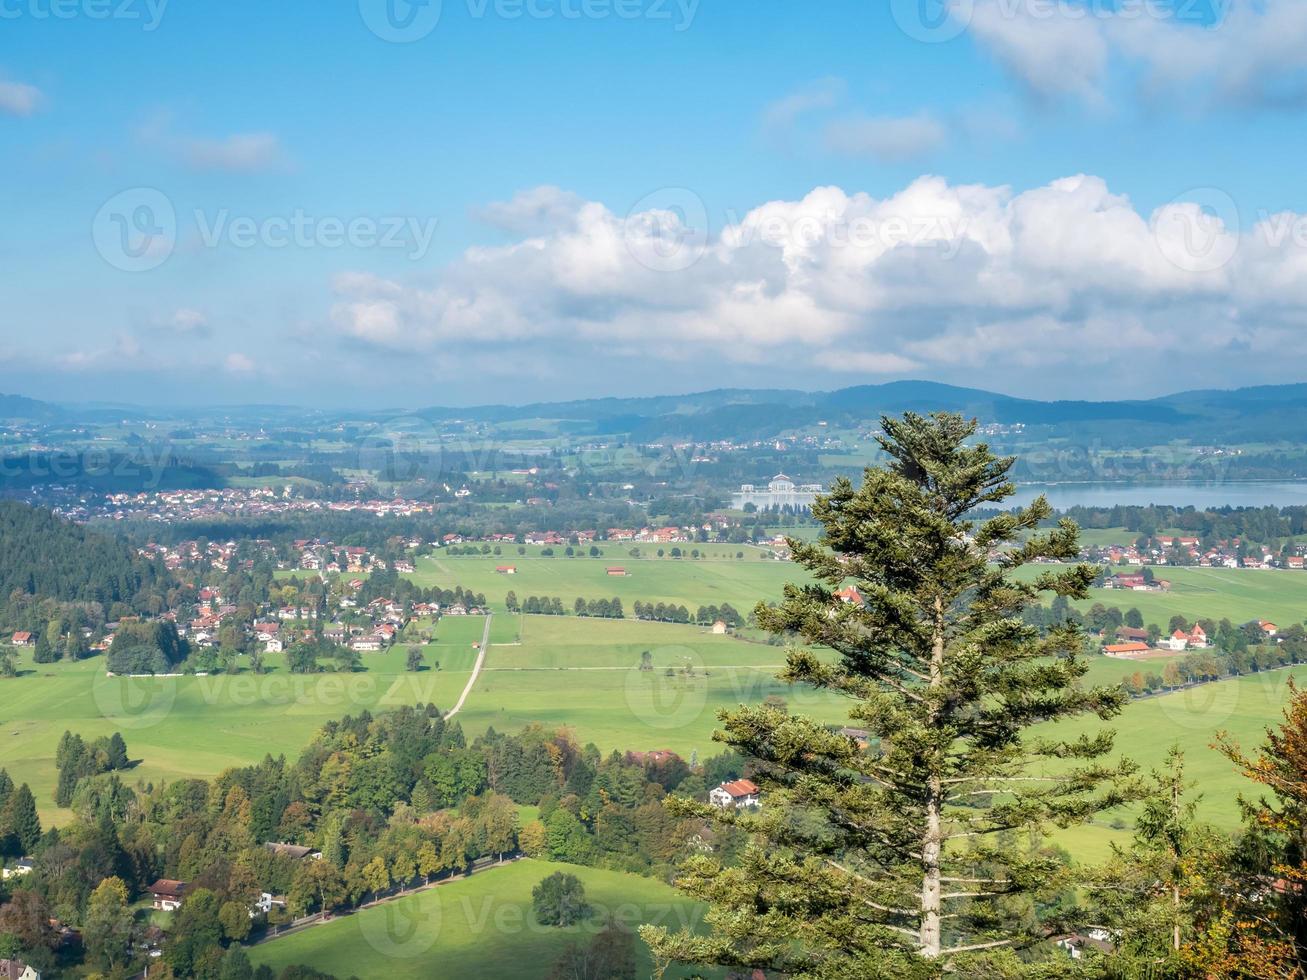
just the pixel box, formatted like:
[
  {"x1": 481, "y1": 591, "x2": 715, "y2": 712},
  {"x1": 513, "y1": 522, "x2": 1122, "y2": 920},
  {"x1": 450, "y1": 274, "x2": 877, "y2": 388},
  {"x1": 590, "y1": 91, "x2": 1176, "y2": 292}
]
[{"x1": 645, "y1": 412, "x2": 1136, "y2": 977}]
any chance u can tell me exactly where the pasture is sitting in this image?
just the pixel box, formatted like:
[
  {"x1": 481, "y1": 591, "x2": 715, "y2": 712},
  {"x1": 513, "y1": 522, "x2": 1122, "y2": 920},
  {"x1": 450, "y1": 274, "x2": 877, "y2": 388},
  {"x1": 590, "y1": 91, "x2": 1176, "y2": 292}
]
[
  {"x1": 1080, "y1": 565, "x2": 1307, "y2": 627},
  {"x1": 248, "y1": 858, "x2": 714, "y2": 980},
  {"x1": 0, "y1": 622, "x2": 483, "y2": 824},
  {"x1": 407, "y1": 552, "x2": 806, "y2": 615}
]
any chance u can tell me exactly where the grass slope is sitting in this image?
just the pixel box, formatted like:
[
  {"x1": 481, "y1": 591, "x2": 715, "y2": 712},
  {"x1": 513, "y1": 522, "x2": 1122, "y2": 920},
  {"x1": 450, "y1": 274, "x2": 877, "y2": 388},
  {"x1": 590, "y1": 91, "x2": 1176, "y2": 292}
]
[{"x1": 248, "y1": 859, "x2": 715, "y2": 980}]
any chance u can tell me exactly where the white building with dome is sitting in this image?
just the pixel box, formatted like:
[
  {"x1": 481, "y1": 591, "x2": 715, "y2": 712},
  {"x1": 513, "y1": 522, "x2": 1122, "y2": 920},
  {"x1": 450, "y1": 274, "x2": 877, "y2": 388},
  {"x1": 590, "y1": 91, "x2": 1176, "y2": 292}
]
[{"x1": 732, "y1": 473, "x2": 823, "y2": 511}]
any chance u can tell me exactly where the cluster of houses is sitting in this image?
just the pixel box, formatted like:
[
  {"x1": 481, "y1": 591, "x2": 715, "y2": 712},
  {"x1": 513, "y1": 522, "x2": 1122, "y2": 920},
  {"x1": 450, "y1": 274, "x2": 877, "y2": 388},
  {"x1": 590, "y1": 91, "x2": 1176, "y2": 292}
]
[
  {"x1": 58, "y1": 488, "x2": 438, "y2": 525},
  {"x1": 441, "y1": 524, "x2": 700, "y2": 547},
  {"x1": 1084, "y1": 536, "x2": 1307, "y2": 570},
  {"x1": 178, "y1": 586, "x2": 468, "y2": 655},
  {"x1": 1103, "y1": 620, "x2": 1278, "y2": 658}
]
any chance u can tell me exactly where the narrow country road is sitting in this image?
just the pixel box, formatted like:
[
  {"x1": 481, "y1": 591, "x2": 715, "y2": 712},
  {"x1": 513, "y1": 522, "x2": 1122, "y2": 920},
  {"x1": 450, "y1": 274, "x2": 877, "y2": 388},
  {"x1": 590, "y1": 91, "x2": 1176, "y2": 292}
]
[{"x1": 446, "y1": 613, "x2": 490, "y2": 719}]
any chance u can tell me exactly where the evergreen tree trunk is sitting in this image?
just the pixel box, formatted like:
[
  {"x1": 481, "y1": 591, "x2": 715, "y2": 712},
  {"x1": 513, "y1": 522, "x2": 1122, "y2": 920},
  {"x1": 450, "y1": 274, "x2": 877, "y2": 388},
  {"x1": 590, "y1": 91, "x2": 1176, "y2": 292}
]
[{"x1": 920, "y1": 597, "x2": 946, "y2": 958}]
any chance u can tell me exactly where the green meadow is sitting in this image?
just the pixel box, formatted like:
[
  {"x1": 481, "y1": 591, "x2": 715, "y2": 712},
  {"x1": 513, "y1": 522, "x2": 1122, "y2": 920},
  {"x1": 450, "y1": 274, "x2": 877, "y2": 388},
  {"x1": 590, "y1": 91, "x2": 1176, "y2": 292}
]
[
  {"x1": 0, "y1": 620, "x2": 484, "y2": 824},
  {"x1": 248, "y1": 858, "x2": 715, "y2": 980},
  {"x1": 408, "y1": 552, "x2": 806, "y2": 615}
]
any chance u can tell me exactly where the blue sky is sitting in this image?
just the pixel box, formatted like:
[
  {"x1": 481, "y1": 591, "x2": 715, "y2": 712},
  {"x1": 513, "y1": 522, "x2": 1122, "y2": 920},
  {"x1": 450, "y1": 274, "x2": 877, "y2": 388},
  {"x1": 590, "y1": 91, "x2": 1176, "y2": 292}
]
[{"x1": 3, "y1": 0, "x2": 1307, "y2": 407}]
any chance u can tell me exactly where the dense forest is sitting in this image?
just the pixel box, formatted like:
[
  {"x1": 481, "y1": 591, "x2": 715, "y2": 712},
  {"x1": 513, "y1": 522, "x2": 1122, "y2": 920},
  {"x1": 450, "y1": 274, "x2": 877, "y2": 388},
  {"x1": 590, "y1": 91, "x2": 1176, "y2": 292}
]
[{"x1": 0, "y1": 502, "x2": 169, "y2": 628}]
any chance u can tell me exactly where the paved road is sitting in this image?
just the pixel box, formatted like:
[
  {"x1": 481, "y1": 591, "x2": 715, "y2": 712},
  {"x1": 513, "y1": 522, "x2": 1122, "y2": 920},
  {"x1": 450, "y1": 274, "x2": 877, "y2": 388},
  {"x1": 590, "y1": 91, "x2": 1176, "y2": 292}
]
[{"x1": 446, "y1": 614, "x2": 491, "y2": 719}]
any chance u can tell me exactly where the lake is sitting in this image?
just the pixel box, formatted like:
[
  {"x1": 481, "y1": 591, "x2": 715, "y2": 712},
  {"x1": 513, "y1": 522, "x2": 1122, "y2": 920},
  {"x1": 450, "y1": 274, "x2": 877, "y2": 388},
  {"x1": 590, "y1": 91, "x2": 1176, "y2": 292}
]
[{"x1": 1009, "y1": 481, "x2": 1307, "y2": 510}]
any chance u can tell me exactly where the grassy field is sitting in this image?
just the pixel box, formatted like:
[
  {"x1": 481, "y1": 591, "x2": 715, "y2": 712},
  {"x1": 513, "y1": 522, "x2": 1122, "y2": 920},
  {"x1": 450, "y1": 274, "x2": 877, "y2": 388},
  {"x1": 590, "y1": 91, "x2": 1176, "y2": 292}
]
[
  {"x1": 248, "y1": 858, "x2": 716, "y2": 980},
  {"x1": 407, "y1": 552, "x2": 806, "y2": 615},
  {"x1": 0, "y1": 619, "x2": 486, "y2": 824},
  {"x1": 0, "y1": 611, "x2": 841, "y2": 823},
  {"x1": 1081, "y1": 565, "x2": 1307, "y2": 626}
]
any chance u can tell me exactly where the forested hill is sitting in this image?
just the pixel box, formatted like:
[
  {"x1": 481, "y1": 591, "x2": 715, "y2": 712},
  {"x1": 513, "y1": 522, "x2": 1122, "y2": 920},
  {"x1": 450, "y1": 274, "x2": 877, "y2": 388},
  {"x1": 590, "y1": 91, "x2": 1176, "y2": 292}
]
[{"x1": 0, "y1": 502, "x2": 167, "y2": 614}]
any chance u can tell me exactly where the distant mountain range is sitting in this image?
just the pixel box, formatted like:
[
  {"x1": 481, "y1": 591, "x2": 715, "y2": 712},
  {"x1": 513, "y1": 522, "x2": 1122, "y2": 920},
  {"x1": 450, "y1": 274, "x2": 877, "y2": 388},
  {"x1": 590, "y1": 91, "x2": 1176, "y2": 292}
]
[
  {"x1": 8, "y1": 381, "x2": 1307, "y2": 443},
  {"x1": 414, "y1": 380, "x2": 1307, "y2": 443}
]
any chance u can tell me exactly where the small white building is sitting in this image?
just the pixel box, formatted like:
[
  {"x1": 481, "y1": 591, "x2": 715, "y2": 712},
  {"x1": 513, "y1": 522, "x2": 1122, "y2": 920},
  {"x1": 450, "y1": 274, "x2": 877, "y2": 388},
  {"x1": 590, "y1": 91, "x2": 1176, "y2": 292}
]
[
  {"x1": 709, "y1": 779, "x2": 760, "y2": 809},
  {"x1": 1, "y1": 858, "x2": 33, "y2": 880}
]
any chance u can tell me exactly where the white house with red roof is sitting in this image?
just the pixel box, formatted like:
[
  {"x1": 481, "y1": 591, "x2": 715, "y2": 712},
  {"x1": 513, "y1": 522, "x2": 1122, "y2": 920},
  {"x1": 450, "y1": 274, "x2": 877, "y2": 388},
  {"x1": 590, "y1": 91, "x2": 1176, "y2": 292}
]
[{"x1": 709, "y1": 778, "x2": 761, "y2": 809}]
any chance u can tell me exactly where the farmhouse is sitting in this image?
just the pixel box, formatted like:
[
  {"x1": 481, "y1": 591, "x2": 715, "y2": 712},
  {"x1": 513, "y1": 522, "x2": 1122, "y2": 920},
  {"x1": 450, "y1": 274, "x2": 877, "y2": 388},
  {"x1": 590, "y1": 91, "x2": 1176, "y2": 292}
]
[
  {"x1": 709, "y1": 778, "x2": 761, "y2": 809},
  {"x1": 149, "y1": 879, "x2": 188, "y2": 911},
  {"x1": 711, "y1": 620, "x2": 728, "y2": 634},
  {"x1": 1158, "y1": 630, "x2": 1189, "y2": 652},
  {"x1": 1103, "y1": 642, "x2": 1150, "y2": 658},
  {"x1": 495, "y1": 566, "x2": 517, "y2": 575},
  {"x1": 9, "y1": 632, "x2": 32, "y2": 647}
]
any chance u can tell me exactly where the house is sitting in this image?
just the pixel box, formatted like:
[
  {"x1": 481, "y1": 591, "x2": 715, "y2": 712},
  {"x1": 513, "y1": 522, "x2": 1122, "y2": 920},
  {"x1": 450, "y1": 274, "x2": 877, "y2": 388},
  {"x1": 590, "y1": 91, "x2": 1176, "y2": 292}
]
[
  {"x1": 1260, "y1": 620, "x2": 1279, "y2": 637},
  {"x1": 149, "y1": 879, "x2": 188, "y2": 911},
  {"x1": 1103, "y1": 642, "x2": 1150, "y2": 658},
  {"x1": 251, "y1": 892, "x2": 287, "y2": 917},
  {"x1": 1, "y1": 858, "x2": 33, "y2": 880},
  {"x1": 0, "y1": 959, "x2": 39, "y2": 980},
  {"x1": 1114, "y1": 626, "x2": 1149, "y2": 643},
  {"x1": 711, "y1": 620, "x2": 728, "y2": 635},
  {"x1": 9, "y1": 632, "x2": 32, "y2": 647},
  {"x1": 833, "y1": 586, "x2": 865, "y2": 605},
  {"x1": 1288, "y1": 556, "x2": 1305, "y2": 570},
  {"x1": 709, "y1": 779, "x2": 761, "y2": 809},
  {"x1": 264, "y1": 638, "x2": 284, "y2": 653},
  {"x1": 264, "y1": 842, "x2": 322, "y2": 860},
  {"x1": 1054, "y1": 928, "x2": 1117, "y2": 960},
  {"x1": 1187, "y1": 624, "x2": 1209, "y2": 648},
  {"x1": 1158, "y1": 630, "x2": 1189, "y2": 652},
  {"x1": 350, "y1": 637, "x2": 383, "y2": 652},
  {"x1": 495, "y1": 565, "x2": 517, "y2": 575}
]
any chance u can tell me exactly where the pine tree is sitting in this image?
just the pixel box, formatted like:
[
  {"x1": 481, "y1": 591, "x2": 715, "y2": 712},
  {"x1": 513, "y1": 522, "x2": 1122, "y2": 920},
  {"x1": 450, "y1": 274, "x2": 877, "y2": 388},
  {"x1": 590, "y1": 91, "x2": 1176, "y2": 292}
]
[
  {"x1": 1, "y1": 783, "x2": 41, "y2": 855},
  {"x1": 644, "y1": 412, "x2": 1137, "y2": 977},
  {"x1": 1087, "y1": 746, "x2": 1225, "y2": 968}
]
